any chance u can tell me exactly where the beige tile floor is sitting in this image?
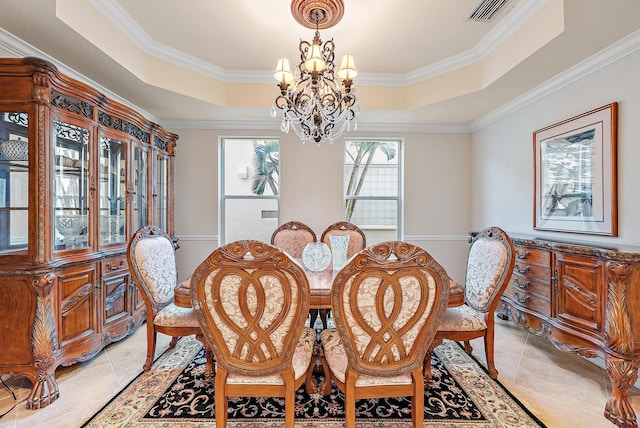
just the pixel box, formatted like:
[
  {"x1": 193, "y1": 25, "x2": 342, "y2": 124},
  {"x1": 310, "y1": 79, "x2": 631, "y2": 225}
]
[{"x1": 0, "y1": 318, "x2": 638, "y2": 427}]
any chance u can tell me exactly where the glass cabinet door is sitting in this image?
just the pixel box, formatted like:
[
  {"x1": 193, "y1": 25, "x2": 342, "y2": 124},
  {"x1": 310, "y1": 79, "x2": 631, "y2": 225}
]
[
  {"x1": 0, "y1": 112, "x2": 29, "y2": 254},
  {"x1": 99, "y1": 135, "x2": 127, "y2": 245},
  {"x1": 153, "y1": 150, "x2": 169, "y2": 232},
  {"x1": 53, "y1": 119, "x2": 90, "y2": 251},
  {"x1": 130, "y1": 142, "x2": 148, "y2": 233}
]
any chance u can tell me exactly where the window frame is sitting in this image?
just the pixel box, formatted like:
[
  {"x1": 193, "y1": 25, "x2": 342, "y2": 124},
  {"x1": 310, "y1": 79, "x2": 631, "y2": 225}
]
[
  {"x1": 219, "y1": 136, "x2": 280, "y2": 245},
  {"x1": 343, "y1": 137, "x2": 404, "y2": 241}
]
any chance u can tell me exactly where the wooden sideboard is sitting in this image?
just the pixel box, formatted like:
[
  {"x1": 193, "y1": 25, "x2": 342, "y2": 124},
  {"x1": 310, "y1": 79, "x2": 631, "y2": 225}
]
[
  {"x1": 498, "y1": 234, "x2": 640, "y2": 428},
  {"x1": 0, "y1": 57, "x2": 178, "y2": 409}
]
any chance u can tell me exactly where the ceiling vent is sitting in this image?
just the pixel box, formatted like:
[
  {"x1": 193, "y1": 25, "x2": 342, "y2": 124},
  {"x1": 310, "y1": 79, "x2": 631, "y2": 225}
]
[{"x1": 468, "y1": 0, "x2": 511, "y2": 22}]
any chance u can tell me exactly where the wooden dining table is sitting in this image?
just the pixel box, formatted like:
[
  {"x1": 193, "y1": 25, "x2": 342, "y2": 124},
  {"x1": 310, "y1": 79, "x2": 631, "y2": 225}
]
[
  {"x1": 173, "y1": 262, "x2": 465, "y2": 394},
  {"x1": 173, "y1": 262, "x2": 465, "y2": 310}
]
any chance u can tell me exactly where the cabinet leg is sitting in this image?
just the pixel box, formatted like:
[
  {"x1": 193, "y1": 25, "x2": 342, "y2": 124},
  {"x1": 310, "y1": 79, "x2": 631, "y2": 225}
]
[
  {"x1": 27, "y1": 274, "x2": 59, "y2": 409},
  {"x1": 605, "y1": 356, "x2": 638, "y2": 427},
  {"x1": 26, "y1": 369, "x2": 59, "y2": 409}
]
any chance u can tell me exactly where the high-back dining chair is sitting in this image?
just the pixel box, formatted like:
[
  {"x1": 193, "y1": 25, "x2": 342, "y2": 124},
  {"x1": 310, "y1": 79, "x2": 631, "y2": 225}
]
[
  {"x1": 320, "y1": 241, "x2": 449, "y2": 428},
  {"x1": 320, "y1": 221, "x2": 366, "y2": 259},
  {"x1": 270, "y1": 220, "x2": 317, "y2": 258},
  {"x1": 127, "y1": 225, "x2": 209, "y2": 372},
  {"x1": 190, "y1": 240, "x2": 316, "y2": 428},
  {"x1": 424, "y1": 226, "x2": 515, "y2": 379}
]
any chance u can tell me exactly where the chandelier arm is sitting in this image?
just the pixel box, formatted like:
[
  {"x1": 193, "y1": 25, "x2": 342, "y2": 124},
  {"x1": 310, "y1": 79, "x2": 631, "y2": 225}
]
[{"x1": 272, "y1": 2, "x2": 359, "y2": 144}]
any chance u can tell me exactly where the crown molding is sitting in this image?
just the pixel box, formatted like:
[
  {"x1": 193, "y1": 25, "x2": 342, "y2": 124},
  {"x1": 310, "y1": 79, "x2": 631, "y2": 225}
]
[
  {"x1": 0, "y1": 27, "x2": 160, "y2": 123},
  {"x1": 472, "y1": 28, "x2": 640, "y2": 131},
  {"x1": 91, "y1": 0, "x2": 542, "y2": 87},
  {"x1": 90, "y1": 0, "x2": 227, "y2": 81}
]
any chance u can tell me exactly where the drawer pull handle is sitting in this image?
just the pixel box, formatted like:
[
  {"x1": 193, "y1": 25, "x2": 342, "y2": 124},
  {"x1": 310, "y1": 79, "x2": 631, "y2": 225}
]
[
  {"x1": 516, "y1": 250, "x2": 530, "y2": 259},
  {"x1": 514, "y1": 292, "x2": 530, "y2": 304},
  {"x1": 106, "y1": 260, "x2": 125, "y2": 270},
  {"x1": 515, "y1": 265, "x2": 530, "y2": 274},
  {"x1": 513, "y1": 278, "x2": 530, "y2": 289}
]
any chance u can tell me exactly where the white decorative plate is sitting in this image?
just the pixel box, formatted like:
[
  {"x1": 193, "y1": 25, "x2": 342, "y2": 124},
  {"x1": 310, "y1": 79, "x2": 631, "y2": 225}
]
[{"x1": 301, "y1": 242, "x2": 332, "y2": 272}]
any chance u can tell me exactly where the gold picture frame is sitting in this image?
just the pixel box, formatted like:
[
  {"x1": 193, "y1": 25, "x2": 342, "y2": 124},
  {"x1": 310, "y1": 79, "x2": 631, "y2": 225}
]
[{"x1": 534, "y1": 103, "x2": 618, "y2": 236}]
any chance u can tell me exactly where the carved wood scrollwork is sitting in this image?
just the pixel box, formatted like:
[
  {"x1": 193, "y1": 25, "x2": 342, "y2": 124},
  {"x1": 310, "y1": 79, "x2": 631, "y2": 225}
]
[
  {"x1": 28, "y1": 274, "x2": 59, "y2": 409},
  {"x1": 605, "y1": 357, "x2": 639, "y2": 428},
  {"x1": 563, "y1": 276, "x2": 597, "y2": 307},
  {"x1": 37, "y1": 105, "x2": 47, "y2": 263},
  {"x1": 604, "y1": 261, "x2": 634, "y2": 357},
  {"x1": 61, "y1": 284, "x2": 92, "y2": 316},
  {"x1": 33, "y1": 72, "x2": 50, "y2": 104}
]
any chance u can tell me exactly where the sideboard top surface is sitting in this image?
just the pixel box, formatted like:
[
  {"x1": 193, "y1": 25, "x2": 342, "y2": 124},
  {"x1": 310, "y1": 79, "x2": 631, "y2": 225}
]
[{"x1": 509, "y1": 233, "x2": 640, "y2": 264}]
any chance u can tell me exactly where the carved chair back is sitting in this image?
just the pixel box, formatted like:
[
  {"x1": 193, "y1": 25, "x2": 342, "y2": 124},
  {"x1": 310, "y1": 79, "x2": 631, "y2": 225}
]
[
  {"x1": 320, "y1": 221, "x2": 366, "y2": 259},
  {"x1": 331, "y1": 241, "x2": 449, "y2": 376},
  {"x1": 464, "y1": 226, "x2": 515, "y2": 314},
  {"x1": 270, "y1": 221, "x2": 317, "y2": 259},
  {"x1": 190, "y1": 240, "x2": 311, "y2": 375},
  {"x1": 128, "y1": 224, "x2": 177, "y2": 311}
]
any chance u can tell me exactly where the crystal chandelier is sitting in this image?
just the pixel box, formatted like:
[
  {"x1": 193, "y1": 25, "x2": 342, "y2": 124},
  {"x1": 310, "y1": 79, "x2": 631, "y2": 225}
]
[{"x1": 271, "y1": 0, "x2": 359, "y2": 144}]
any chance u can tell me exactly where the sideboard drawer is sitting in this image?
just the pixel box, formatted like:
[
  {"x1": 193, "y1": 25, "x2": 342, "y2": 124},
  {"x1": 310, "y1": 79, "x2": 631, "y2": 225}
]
[
  {"x1": 512, "y1": 262, "x2": 549, "y2": 282},
  {"x1": 514, "y1": 247, "x2": 550, "y2": 266},
  {"x1": 510, "y1": 276, "x2": 550, "y2": 299},
  {"x1": 503, "y1": 286, "x2": 551, "y2": 317}
]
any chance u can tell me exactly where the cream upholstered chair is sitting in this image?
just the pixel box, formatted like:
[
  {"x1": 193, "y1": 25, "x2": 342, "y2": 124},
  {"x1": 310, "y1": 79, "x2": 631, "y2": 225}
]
[
  {"x1": 320, "y1": 221, "x2": 366, "y2": 258},
  {"x1": 320, "y1": 241, "x2": 449, "y2": 428},
  {"x1": 127, "y1": 225, "x2": 209, "y2": 372},
  {"x1": 190, "y1": 240, "x2": 316, "y2": 428},
  {"x1": 270, "y1": 220, "x2": 317, "y2": 258},
  {"x1": 424, "y1": 226, "x2": 515, "y2": 379}
]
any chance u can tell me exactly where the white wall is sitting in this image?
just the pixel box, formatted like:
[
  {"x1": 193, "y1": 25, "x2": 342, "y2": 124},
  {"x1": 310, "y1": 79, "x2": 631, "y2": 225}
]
[
  {"x1": 471, "y1": 49, "x2": 640, "y2": 247},
  {"x1": 172, "y1": 129, "x2": 472, "y2": 283}
]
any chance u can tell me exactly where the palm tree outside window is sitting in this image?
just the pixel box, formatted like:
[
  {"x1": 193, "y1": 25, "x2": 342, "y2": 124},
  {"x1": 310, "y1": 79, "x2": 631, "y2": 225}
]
[
  {"x1": 220, "y1": 138, "x2": 279, "y2": 244},
  {"x1": 344, "y1": 139, "x2": 402, "y2": 244}
]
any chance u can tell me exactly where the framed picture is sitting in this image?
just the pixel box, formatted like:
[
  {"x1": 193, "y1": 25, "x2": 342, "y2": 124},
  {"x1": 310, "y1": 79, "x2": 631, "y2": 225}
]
[{"x1": 534, "y1": 103, "x2": 618, "y2": 236}]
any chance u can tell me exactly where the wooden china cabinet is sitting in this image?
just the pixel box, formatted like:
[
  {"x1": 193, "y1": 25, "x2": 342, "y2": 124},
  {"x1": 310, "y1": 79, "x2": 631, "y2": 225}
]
[
  {"x1": 498, "y1": 234, "x2": 640, "y2": 428},
  {"x1": 0, "y1": 57, "x2": 178, "y2": 409}
]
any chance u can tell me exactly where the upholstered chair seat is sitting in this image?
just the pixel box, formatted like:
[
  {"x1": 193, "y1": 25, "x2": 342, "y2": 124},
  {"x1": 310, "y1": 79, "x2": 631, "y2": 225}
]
[
  {"x1": 321, "y1": 329, "x2": 413, "y2": 386},
  {"x1": 424, "y1": 226, "x2": 515, "y2": 380},
  {"x1": 153, "y1": 305, "x2": 200, "y2": 328},
  {"x1": 438, "y1": 305, "x2": 487, "y2": 331}
]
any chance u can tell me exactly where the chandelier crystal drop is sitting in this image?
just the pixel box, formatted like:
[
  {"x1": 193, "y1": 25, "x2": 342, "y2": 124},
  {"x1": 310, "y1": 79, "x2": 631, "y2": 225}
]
[{"x1": 272, "y1": 1, "x2": 359, "y2": 144}]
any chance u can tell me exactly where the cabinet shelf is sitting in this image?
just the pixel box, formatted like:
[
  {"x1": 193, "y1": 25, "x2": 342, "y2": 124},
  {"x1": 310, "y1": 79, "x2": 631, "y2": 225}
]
[{"x1": 0, "y1": 57, "x2": 178, "y2": 410}]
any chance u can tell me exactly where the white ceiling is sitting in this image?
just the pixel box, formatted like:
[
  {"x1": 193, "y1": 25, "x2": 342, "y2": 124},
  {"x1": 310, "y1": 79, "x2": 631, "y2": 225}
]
[{"x1": 0, "y1": 0, "x2": 639, "y2": 130}]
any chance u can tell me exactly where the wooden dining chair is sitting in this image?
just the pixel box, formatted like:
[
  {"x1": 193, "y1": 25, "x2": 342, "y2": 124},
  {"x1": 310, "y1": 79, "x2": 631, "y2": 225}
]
[
  {"x1": 190, "y1": 240, "x2": 316, "y2": 428},
  {"x1": 270, "y1": 220, "x2": 317, "y2": 258},
  {"x1": 320, "y1": 241, "x2": 449, "y2": 428},
  {"x1": 423, "y1": 226, "x2": 515, "y2": 379},
  {"x1": 127, "y1": 225, "x2": 212, "y2": 373},
  {"x1": 320, "y1": 221, "x2": 366, "y2": 258}
]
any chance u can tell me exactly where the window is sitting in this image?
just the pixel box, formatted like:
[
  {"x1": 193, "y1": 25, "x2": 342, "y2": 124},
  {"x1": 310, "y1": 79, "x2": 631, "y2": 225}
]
[
  {"x1": 220, "y1": 138, "x2": 279, "y2": 244},
  {"x1": 344, "y1": 139, "x2": 402, "y2": 244}
]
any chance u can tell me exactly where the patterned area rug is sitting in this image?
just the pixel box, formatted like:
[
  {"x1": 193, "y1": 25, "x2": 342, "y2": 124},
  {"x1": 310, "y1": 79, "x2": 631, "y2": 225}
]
[{"x1": 83, "y1": 336, "x2": 545, "y2": 427}]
